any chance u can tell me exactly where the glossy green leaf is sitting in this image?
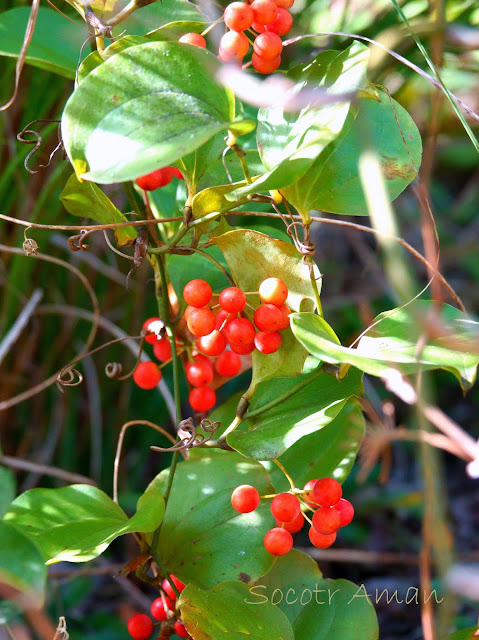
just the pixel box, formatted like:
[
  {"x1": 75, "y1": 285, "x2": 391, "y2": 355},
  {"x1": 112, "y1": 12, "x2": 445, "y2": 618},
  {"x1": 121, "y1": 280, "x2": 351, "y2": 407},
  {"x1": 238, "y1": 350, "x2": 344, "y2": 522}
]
[
  {"x1": 0, "y1": 7, "x2": 84, "y2": 78},
  {"x1": 0, "y1": 522, "x2": 46, "y2": 607},
  {"x1": 149, "y1": 449, "x2": 276, "y2": 587},
  {"x1": 227, "y1": 43, "x2": 369, "y2": 202},
  {"x1": 291, "y1": 302, "x2": 479, "y2": 390},
  {"x1": 266, "y1": 400, "x2": 365, "y2": 492},
  {"x1": 168, "y1": 247, "x2": 230, "y2": 301},
  {"x1": 191, "y1": 182, "x2": 245, "y2": 237},
  {"x1": 77, "y1": 36, "x2": 150, "y2": 84},
  {"x1": 3, "y1": 484, "x2": 164, "y2": 564},
  {"x1": 213, "y1": 230, "x2": 319, "y2": 387},
  {"x1": 289, "y1": 91, "x2": 422, "y2": 216},
  {"x1": 60, "y1": 173, "x2": 136, "y2": 246},
  {"x1": 148, "y1": 20, "x2": 207, "y2": 40},
  {"x1": 179, "y1": 581, "x2": 294, "y2": 640},
  {"x1": 197, "y1": 149, "x2": 263, "y2": 191},
  {"x1": 254, "y1": 550, "x2": 379, "y2": 640},
  {"x1": 0, "y1": 466, "x2": 15, "y2": 518},
  {"x1": 62, "y1": 42, "x2": 246, "y2": 183},
  {"x1": 442, "y1": 629, "x2": 479, "y2": 640},
  {"x1": 122, "y1": 0, "x2": 208, "y2": 36},
  {"x1": 227, "y1": 367, "x2": 363, "y2": 459}
]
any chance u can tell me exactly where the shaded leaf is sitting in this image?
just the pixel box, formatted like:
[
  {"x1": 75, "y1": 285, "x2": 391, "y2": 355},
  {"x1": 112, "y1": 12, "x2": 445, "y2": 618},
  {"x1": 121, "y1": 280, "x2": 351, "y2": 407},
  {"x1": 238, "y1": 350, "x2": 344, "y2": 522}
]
[
  {"x1": 60, "y1": 173, "x2": 136, "y2": 246},
  {"x1": 149, "y1": 449, "x2": 276, "y2": 587},
  {"x1": 227, "y1": 367, "x2": 363, "y2": 459},
  {"x1": 3, "y1": 484, "x2": 164, "y2": 563},
  {"x1": 122, "y1": 0, "x2": 209, "y2": 36},
  {"x1": 442, "y1": 629, "x2": 479, "y2": 640},
  {"x1": 0, "y1": 466, "x2": 15, "y2": 518},
  {"x1": 291, "y1": 91, "x2": 422, "y2": 216},
  {"x1": 179, "y1": 581, "x2": 294, "y2": 640},
  {"x1": 291, "y1": 302, "x2": 479, "y2": 390}
]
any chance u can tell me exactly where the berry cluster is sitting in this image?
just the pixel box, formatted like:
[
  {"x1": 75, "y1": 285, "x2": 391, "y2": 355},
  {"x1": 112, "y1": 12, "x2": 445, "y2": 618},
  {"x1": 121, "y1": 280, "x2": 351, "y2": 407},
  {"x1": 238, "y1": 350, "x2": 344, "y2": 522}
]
[
  {"x1": 127, "y1": 576, "x2": 190, "y2": 639},
  {"x1": 135, "y1": 166, "x2": 184, "y2": 191},
  {"x1": 231, "y1": 477, "x2": 354, "y2": 556},
  {"x1": 220, "y1": 0, "x2": 294, "y2": 73},
  {"x1": 182, "y1": 277, "x2": 290, "y2": 411}
]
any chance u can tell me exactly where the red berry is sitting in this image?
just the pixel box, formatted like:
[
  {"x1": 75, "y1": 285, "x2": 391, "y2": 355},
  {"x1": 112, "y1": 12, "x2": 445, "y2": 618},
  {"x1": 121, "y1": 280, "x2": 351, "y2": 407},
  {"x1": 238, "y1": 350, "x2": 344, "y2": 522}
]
[
  {"x1": 150, "y1": 596, "x2": 172, "y2": 621},
  {"x1": 276, "y1": 304, "x2": 291, "y2": 330},
  {"x1": 187, "y1": 307, "x2": 216, "y2": 337},
  {"x1": 254, "y1": 304, "x2": 282, "y2": 332},
  {"x1": 215, "y1": 350, "x2": 242, "y2": 377},
  {"x1": 303, "y1": 479, "x2": 320, "y2": 508},
  {"x1": 230, "y1": 342, "x2": 255, "y2": 355},
  {"x1": 219, "y1": 31, "x2": 250, "y2": 62},
  {"x1": 162, "y1": 575, "x2": 186, "y2": 601},
  {"x1": 253, "y1": 32, "x2": 283, "y2": 60},
  {"x1": 215, "y1": 309, "x2": 235, "y2": 331},
  {"x1": 172, "y1": 167, "x2": 184, "y2": 179},
  {"x1": 224, "y1": 2, "x2": 254, "y2": 31},
  {"x1": 275, "y1": 0, "x2": 294, "y2": 8},
  {"x1": 265, "y1": 8, "x2": 292, "y2": 34},
  {"x1": 174, "y1": 622, "x2": 189, "y2": 638},
  {"x1": 189, "y1": 386, "x2": 216, "y2": 412},
  {"x1": 264, "y1": 527, "x2": 293, "y2": 556},
  {"x1": 275, "y1": 511, "x2": 304, "y2": 533},
  {"x1": 153, "y1": 336, "x2": 172, "y2": 362},
  {"x1": 312, "y1": 506, "x2": 341, "y2": 535},
  {"x1": 254, "y1": 330, "x2": 282, "y2": 354},
  {"x1": 133, "y1": 362, "x2": 162, "y2": 390},
  {"x1": 336, "y1": 498, "x2": 354, "y2": 527},
  {"x1": 251, "y1": 53, "x2": 281, "y2": 74},
  {"x1": 219, "y1": 287, "x2": 247, "y2": 313},
  {"x1": 225, "y1": 318, "x2": 256, "y2": 345},
  {"x1": 185, "y1": 358, "x2": 214, "y2": 387},
  {"x1": 309, "y1": 527, "x2": 336, "y2": 549},
  {"x1": 135, "y1": 167, "x2": 175, "y2": 191},
  {"x1": 183, "y1": 279, "x2": 212, "y2": 308},
  {"x1": 142, "y1": 317, "x2": 163, "y2": 344},
  {"x1": 271, "y1": 492, "x2": 301, "y2": 522},
  {"x1": 127, "y1": 614, "x2": 153, "y2": 640},
  {"x1": 312, "y1": 477, "x2": 342, "y2": 507},
  {"x1": 259, "y1": 277, "x2": 288, "y2": 305},
  {"x1": 197, "y1": 330, "x2": 227, "y2": 356},
  {"x1": 231, "y1": 484, "x2": 260, "y2": 513},
  {"x1": 252, "y1": 21, "x2": 266, "y2": 32},
  {"x1": 251, "y1": 0, "x2": 278, "y2": 24},
  {"x1": 179, "y1": 32, "x2": 206, "y2": 47}
]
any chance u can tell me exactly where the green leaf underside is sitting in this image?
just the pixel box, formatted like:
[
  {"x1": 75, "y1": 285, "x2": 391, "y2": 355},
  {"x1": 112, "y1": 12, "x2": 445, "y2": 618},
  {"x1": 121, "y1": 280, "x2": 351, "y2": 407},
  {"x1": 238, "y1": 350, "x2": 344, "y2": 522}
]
[
  {"x1": 267, "y1": 400, "x2": 365, "y2": 492},
  {"x1": 227, "y1": 367, "x2": 363, "y2": 459},
  {"x1": 62, "y1": 42, "x2": 244, "y2": 183},
  {"x1": 3, "y1": 484, "x2": 164, "y2": 563},
  {"x1": 179, "y1": 581, "x2": 294, "y2": 640},
  {"x1": 0, "y1": 7, "x2": 85, "y2": 78},
  {"x1": 286, "y1": 90, "x2": 423, "y2": 216},
  {"x1": 148, "y1": 449, "x2": 276, "y2": 587},
  {"x1": 60, "y1": 173, "x2": 136, "y2": 246},
  {"x1": 227, "y1": 42, "x2": 370, "y2": 202},
  {"x1": 291, "y1": 302, "x2": 479, "y2": 390},
  {"x1": 213, "y1": 229, "x2": 319, "y2": 386},
  {"x1": 0, "y1": 522, "x2": 46, "y2": 607},
  {"x1": 254, "y1": 550, "x2": 379, "y2": 640}
]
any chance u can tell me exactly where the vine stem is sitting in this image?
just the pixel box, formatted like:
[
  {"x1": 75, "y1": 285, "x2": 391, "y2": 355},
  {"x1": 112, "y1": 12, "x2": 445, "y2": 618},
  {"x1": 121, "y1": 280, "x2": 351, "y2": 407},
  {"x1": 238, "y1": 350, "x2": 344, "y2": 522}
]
[
  {"x1": 152, "y1": 551, "x2": 182, "y2": 600},
  {"x1": 272, "y1": 459, "x2": 295, "y2": 490}
]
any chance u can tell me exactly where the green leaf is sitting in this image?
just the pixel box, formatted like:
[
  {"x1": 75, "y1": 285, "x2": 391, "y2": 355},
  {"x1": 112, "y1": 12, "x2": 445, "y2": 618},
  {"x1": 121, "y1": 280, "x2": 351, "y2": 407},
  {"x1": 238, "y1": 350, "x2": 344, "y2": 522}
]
[
  {"x1": 197, "y1": 149, "x2": 264, "y2": 191},
  {"x1": 77, "y1": 36, "x2": 150, "y2": 85},
  {"x1": 0, "y1": 7, "x2": 84, "y2": 78},
  {"x1": 290, "y1": 91, "x2": 422, "y2": 216},
  {"x1": 179, "y1": 581, "x2": 294, "y2": 640},
  {"x1": 212, "y1": 230, "x2": 319, "y2": 386},
  {"x1": 3, "y1": 484, "x2": 164, "y2": 563},
  {"x1": 121, "y1": 0, "x2": 208, "y2": 36},
  {"x1": 149, "y1": 449, "x2": 276, "y2": 587},
  {"x1": 442, "y1": 629, "x2": 479, "y2": 640},
  {"x1": 168, "y1": 247, "x2": 230, "y2": 300},
  {"x1": 0, "y1": 522, "x2": 46, "y2": 607},
  {"x1": 62, "y1": 42, "x2": 246, "y2": 183},
  {"x1": 227, "y1": 43, "x2": 369, "y2": 203},
  {"x1": 227, "y1": 367, "x2": 363, "y2": 459},
  {"x1": 0, "y1": 466, "x2": 15, "y2": 518},
  {"x1": 291, "y1": 302, "x2": 479, "y2": 390},
  {"x1": 60, "y1": 173, "x2": 136, "y2": 246},
  {"x1": 266, "y1": 400, "x2": 365, "y2": 492},
  {"x1": 148, "y1": 20, "x2": 207, "y2": 40},
  {"x1": 254, "y1": 550, "x2": 379, "y2": 640}
]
